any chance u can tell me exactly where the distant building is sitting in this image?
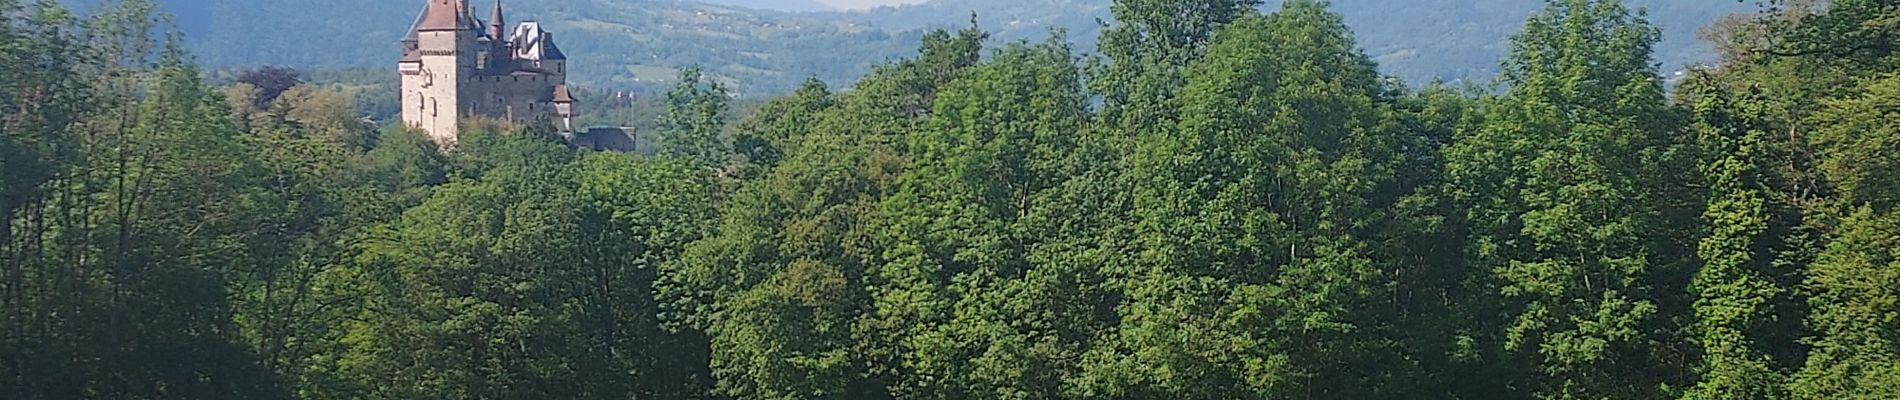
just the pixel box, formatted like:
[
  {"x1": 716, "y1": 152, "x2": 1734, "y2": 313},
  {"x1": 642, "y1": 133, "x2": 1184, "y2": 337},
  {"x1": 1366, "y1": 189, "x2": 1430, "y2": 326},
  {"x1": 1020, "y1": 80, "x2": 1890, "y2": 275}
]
[
  {"x1": 399, "y1": 0, "x2": 574, "y2": 145},
  {"x1": 570, "y1": 127, "x2": 644, "y2": 153}
]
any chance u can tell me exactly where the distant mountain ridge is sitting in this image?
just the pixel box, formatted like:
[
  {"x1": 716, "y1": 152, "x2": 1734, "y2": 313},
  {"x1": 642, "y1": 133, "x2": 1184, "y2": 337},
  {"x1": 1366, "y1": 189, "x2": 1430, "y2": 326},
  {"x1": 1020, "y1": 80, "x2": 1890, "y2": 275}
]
[
  {"x1": 845, "y1": 0, "x2": 1754, "y2": 83},
  {"x1": 149, "y1": 0, "x2": 1756, "y2": 96},
  {"x1": 698, "y1": 0, "x2": 837, "y2": 12}
]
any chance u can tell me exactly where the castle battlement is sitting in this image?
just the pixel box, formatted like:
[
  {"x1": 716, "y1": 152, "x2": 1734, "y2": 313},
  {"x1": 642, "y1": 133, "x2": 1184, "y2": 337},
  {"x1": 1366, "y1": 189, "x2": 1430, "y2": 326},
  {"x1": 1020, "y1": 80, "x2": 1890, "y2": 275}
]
[{"x1": 399, "y1": 0, "x2": 574, "y2": 145}]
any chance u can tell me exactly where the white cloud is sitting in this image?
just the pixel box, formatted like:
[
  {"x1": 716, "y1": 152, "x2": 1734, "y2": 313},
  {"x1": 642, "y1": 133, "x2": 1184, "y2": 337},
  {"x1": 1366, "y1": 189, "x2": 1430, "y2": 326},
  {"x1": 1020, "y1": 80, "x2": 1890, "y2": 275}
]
[{"x1": 815, "y1": 0, "x2": 932, "y2": 10}]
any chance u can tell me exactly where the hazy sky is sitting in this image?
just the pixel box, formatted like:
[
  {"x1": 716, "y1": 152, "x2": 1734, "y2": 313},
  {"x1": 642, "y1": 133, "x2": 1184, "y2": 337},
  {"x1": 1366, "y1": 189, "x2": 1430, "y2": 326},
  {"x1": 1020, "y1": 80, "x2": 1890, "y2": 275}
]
[{"x1": 815, "y1": 0, "x2": 931, "y2": 10}]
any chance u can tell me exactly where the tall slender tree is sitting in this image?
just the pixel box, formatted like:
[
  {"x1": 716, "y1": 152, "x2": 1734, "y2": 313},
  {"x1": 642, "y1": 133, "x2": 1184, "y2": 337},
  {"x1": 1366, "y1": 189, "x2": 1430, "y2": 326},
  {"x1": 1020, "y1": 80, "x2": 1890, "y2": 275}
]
[
  {"x1": 1082, "y1": 1, "x2": 1421, "y2": 397},
  {"x1": 660, "y1": 67, "x2": 733, "y2": 167},
  {"x1": 1446, "y1": 0, "x2": 1694, "y2": 398},
  {"x1": 1679, "y1": 73, "x2": 1795, "y2": 400},
  {"x1": 873, "y1": 36, "x2": 1092, "y2": 400}
]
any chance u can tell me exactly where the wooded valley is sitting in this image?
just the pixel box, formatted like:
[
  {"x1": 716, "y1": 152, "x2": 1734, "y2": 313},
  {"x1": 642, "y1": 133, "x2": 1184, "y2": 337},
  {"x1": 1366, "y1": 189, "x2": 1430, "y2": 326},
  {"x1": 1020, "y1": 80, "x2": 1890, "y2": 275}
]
[{"x1": 2, "y1": 0, "x2": 1897, "y2": 399}]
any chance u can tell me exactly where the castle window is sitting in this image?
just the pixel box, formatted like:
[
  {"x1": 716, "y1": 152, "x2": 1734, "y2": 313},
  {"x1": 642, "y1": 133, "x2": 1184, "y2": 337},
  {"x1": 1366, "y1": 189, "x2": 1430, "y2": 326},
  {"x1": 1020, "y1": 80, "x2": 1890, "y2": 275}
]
[{"x1": 431, "y1": 99, "x2": 438, "y2": 117}]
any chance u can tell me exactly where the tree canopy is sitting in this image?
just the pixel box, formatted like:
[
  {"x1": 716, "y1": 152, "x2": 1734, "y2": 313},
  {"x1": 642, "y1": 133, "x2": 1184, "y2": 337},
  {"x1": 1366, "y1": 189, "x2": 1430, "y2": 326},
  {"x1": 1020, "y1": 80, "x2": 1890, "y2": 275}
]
[{"x1": 2, "y1": 0, "x2": 1897, "y2": 399}]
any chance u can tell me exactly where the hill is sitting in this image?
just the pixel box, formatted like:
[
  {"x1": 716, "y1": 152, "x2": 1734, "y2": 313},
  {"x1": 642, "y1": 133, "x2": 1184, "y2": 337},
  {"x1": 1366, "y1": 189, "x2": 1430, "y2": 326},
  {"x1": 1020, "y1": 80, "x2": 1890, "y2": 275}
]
[
  {"x1": 151, "y1": 0, "x2": 918, "y2": 96},
  {"x1": 152, "y1": 0, "x2": 1756, "y2": 96},
  {"x1": 698, "y1": 0, "x2": 837, "y2": 12},
  {"x1": 849, "y1": 0, "x2": 1754, "y2": 83}
]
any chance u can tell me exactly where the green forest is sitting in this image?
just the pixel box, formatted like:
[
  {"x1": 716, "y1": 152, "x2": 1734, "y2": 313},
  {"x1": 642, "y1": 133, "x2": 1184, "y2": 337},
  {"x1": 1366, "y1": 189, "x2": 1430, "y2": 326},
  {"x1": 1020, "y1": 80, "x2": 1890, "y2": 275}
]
[{"x1": 2, "y1": 0, "x2": 1898, "y2": 399}]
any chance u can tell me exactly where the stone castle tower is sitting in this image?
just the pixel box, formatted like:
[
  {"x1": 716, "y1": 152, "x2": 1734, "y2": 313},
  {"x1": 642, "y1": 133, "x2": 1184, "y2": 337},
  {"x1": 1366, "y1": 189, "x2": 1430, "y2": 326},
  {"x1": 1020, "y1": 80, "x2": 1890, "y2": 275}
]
[{"x1": 400, "y1": 0, "x2": 574, "y2": 145}]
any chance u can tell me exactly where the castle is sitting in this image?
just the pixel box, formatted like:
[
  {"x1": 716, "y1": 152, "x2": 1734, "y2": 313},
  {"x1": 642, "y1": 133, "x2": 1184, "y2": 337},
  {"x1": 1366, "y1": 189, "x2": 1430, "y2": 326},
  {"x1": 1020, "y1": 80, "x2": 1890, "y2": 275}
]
[{"x1": 399, "y1": 0, "x2": 574, "y2": 145}]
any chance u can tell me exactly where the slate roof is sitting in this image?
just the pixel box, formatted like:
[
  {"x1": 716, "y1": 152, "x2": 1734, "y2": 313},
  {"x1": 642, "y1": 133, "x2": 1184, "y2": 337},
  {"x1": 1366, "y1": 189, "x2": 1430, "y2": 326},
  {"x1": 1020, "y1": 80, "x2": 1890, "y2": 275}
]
[{"x1": 417, "y1": 0, "x2": 475, "y2": 32}]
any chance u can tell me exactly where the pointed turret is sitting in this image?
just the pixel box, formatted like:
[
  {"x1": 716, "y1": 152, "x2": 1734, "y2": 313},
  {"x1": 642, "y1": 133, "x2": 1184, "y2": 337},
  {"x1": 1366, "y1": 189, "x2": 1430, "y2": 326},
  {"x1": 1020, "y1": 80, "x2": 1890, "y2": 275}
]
[{"x1": 489, "y1": 0, "x2": 506, "y2": 41}]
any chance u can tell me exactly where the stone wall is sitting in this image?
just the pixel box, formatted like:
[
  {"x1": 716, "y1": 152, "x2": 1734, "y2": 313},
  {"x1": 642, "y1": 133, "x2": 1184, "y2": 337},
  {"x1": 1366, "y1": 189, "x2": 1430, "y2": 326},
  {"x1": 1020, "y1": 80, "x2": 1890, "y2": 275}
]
[
  {"x1": 405, "y1": 29, "x2": 475, "y2": 144},
  {"x1": 462, "y1": 74, "x2": 560, "y2": 123}
]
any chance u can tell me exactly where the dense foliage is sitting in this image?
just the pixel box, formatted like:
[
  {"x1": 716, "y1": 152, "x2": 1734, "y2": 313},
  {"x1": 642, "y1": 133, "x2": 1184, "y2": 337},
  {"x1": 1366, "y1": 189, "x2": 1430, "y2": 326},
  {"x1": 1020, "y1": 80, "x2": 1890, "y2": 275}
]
[{"x1": 3, "y1": 0, "x2": 1898, "y2": 399}]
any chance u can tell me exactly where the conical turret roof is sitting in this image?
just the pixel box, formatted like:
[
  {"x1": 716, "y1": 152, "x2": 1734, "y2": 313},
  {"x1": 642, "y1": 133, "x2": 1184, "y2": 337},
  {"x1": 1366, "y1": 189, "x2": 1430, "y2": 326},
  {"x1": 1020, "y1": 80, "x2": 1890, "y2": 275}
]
[{"x1": 490, "y1": 0, "x2": 505, "y2": 29}]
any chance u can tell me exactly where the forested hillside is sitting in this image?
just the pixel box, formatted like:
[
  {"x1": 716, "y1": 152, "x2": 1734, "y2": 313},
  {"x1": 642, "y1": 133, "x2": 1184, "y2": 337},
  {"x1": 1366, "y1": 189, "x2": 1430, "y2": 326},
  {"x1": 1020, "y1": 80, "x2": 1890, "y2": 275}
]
[
  {"x1": 859, "y1": 0, "x2": 1752, "y2": 83},
  {"x1": 137, "y1": 0, "x2": 1747, "y2": 95},
  {"x1": 6, "y1": 0, "x2": 1900, "y2": 399},
  {"x1": 698, "y1": 0, "x2": 837, "y2": 12},
  {"x1": 124, "y1": 0, "x2": 920, "y2": 95}
]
